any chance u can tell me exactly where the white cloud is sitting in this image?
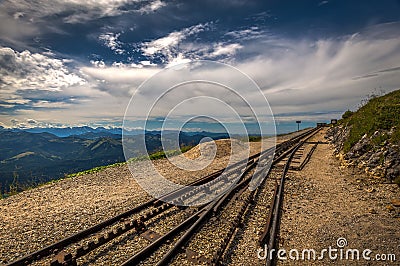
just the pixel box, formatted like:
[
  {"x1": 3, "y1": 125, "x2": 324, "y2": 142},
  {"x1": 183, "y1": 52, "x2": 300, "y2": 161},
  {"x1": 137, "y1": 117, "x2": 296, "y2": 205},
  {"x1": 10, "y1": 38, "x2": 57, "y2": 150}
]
[
  {"x1": 0, "y1": 46, "x2": 85, "y2": 93},
  {"x1": 140, "y1": 60, "x2": 157, "y2": 66},
  {"x1": 166, "y1": 53, "x2": 191, "y2": 67},
  {"x1": 211, "y1": 43, "x2": 243, "y2": 57},
  {"x1": 234, "y1": 30, "x2": 400, "y2": 119},
  {"x1": 2, "y1": 22, "x2": 400, "y2": 128},
  {"x1": 143, "y1": 31, "x2": 182, "y2": 55},
  {"x1": 0, "y1": 45, "x2": 87, "y2": 113},
  {"x1": 90, "y1": 60, "x2": 106, "y2": 68},
  {"x1": 138, "y1": 0, "x2": 165, "y2": 13},
  {"x1": 142, "y1": 23, "x2": 211, "y2": 60},
  {"x1": 99, "y1": 32, "x2": 125, "y2": 54},
  {"x1": 81, "y1": 64, "x2": 158, "y2": 84},
  {"x1": 80, "y1": 63, "x2": 160, "y2": 99},
  {"x1": 318, "y1": 1, "x2": 329, "y2": 6},
  {"x1": 225, "y1": 27, "x2": 262, "y2": 40},
  {"x1": 0, "y1": 0, "x2": 166, "y2": 24},
  {"x1": 140, "y1": 24, "x2": 259, "y2": 64}
]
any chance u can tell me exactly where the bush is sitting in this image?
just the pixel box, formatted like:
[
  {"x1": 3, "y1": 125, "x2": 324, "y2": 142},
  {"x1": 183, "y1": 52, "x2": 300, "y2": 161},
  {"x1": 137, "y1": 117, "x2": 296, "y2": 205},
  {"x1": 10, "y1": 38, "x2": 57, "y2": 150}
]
[
  {"x1": 248, "y1": 136, "x2": 262, "y2": 142},
  {"x1": 342, "y1": 110, "x2": 354, "y2": 119}
]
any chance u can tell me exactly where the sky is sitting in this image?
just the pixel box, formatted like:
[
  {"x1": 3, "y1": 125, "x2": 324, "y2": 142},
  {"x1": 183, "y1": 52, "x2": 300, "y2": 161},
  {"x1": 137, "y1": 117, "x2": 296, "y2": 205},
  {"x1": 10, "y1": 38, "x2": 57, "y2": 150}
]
[{"x1": 0, "y1": 0, "x2": 400, "y2": 131}]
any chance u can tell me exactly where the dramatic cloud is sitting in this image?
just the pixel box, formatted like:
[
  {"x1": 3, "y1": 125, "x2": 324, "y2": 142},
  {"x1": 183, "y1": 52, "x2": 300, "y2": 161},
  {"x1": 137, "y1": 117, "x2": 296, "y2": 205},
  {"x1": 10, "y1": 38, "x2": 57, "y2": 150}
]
[
  {"x1": 2, "y1": 22, "x2": 400, "y2": 127},
  {"x1": 0, "y1": 0, "x2": 166, "y2": 24},
  {"x1": 235, "y1": 29, "x2": 400, "y2": 119},
  {"x1": 0, "y1": 46, "x2": 87, "y2": 112},
  {"x1": 0, "y1": 46, "x2": 85, "y2": 92},
  {"x1": 82, "y1": 25, "x2": 400, "y2": 125},
  {"x1": 99, "y1": 32, "x2": 125, "y2": 54},
  {"x1": 0, "y1": 0, "x2": 166, "y2": 47},
  {"x1": 1, "y1": 1, "x2": 399, "y2": 129},
  {"x1": 142, "y1": 23, "x2": 212, "y2": 61}
]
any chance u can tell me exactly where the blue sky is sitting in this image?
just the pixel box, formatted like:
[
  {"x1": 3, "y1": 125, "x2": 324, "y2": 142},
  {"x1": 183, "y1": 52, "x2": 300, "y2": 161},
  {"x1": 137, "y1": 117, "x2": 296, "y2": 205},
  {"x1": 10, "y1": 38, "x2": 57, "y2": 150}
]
[{"x1": 0, "y1": 0, "x2": 399, "y2": 131}]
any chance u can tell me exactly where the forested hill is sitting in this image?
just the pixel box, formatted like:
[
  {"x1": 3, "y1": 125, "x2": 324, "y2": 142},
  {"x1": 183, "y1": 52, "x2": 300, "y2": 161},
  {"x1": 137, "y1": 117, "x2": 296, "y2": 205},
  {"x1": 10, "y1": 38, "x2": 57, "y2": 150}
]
[{"x1": 0, "y1": 129, "x2": 228, "y2": 196}]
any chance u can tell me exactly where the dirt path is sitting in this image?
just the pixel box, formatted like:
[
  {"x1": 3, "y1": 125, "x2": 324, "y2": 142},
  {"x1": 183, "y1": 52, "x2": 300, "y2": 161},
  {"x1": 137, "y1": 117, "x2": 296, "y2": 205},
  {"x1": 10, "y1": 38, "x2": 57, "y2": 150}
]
[{"x1": 278, "y1": 129, "x2": 400, "y2": 265}]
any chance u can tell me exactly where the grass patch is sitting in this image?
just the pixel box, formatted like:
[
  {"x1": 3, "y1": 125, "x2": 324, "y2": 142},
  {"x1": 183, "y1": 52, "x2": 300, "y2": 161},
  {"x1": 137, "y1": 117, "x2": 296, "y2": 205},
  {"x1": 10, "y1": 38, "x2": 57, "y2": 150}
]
[
  {"x1": 67, "y1": 145, "x2": 193, "y2": 178},
  {"x1": 146, "y1": 145, "x2": 193, "y2": 160},
  {"x1": 66, "y1": 161, "x2": 126, "y2": 178},
  {"x1": 339, "y1": 90, "x2": 400, "y2": 152}
]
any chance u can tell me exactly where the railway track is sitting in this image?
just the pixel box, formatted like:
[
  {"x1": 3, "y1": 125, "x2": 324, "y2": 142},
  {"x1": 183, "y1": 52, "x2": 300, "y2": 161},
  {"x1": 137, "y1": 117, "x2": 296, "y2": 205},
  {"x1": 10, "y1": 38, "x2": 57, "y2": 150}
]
[
  {"x1": 5, "y1": 128, "x2": 321, "y2": 266},
  {"x1": 119, "y1": 128, "x2": 320, "y2": 266},
  {"x1": 225, "y1": 130, "x2": 322, "y2": 266}
]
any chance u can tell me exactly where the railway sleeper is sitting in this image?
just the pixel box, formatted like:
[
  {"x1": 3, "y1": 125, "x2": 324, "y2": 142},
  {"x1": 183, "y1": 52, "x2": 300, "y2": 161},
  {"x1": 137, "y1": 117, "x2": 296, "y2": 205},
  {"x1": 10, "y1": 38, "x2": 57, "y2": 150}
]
[{"x1": 51, "y1": 218, "x2": 145, "y2": 265}]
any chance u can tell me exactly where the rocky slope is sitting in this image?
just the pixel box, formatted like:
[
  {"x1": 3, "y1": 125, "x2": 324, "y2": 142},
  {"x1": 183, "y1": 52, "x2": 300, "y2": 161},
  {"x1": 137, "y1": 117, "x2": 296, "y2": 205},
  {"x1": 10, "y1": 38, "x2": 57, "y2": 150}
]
[
  {"x1": 326, "y1": 90, "x2": 400, "y2": 184},
  {"x1": 328, "y1": 126, "x2": 399, "y2": 182}
]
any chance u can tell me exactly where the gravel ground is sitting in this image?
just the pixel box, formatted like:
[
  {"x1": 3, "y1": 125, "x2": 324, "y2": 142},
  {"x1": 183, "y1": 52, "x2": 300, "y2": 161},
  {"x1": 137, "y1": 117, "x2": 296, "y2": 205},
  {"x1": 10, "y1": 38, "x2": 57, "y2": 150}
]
[
  {"x1": 171, "y1": 176, "x2": 254, "y2": 265},
  {"x1": 225, "y1": 169, "x2": 278, "y2": 266},
  {"x1": 278, "y1": 129, "x2": 400, "y2": 265},
  {"x1": 0, "y1": 165, "x2": 150, "y2": 265},
  {"x1": 0, "y1": 131, "x2": 307, "y2": 265},
  {"x1": 0, "y1": 135, "x2": 281, "y2": 265},
  {"x1": 78, "y1": 206, "x2": 195, "y2": 265}
]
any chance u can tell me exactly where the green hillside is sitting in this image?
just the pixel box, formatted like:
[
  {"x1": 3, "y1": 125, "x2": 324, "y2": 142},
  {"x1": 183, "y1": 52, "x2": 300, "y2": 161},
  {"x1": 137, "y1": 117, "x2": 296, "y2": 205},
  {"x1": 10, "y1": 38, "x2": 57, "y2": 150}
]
[{"x1": 340, "y1": 89, "x2": 400, "y2": 152}]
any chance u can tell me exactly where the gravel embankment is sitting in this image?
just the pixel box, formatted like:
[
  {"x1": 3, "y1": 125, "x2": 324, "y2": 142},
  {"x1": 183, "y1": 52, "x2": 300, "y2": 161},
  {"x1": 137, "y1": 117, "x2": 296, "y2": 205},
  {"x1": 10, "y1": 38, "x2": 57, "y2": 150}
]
[{"x1": 0, "y1": 136, "x2": 280, "y2": 264}]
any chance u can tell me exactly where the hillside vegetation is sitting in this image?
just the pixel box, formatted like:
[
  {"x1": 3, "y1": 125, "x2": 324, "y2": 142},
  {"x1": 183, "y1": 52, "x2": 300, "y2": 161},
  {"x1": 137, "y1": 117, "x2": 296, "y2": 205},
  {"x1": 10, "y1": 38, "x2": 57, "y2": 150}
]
[
  {"x1": 339, "y1": 90, "x2": 400, "y2": 152},
  {"x1": 328, "y1": 89, "x2": 400, "y2": 184}
]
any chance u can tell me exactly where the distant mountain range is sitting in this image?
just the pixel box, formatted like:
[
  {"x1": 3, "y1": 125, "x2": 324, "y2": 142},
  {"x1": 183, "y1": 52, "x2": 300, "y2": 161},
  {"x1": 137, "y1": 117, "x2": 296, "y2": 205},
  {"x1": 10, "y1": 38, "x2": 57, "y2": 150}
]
[
  {"x1": 0, "y1": 126, "x2": 229, "y2": 195},
  {"x1": 0, "y1": 126, "x2": 227, "y2": 138},
  {"x1": 1, "y1": 126, "x2": 140, "y2": 138}
]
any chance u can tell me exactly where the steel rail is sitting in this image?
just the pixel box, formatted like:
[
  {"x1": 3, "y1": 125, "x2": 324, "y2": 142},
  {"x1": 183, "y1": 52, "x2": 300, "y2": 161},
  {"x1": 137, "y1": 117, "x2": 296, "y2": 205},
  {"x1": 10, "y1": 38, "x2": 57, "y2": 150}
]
[
  {"x1": 121, "y1": 128, "x2": 319, "y2": 266},
  {"x1": 6, "y1": 128, "x2": 318, "y2": 266},
  {"x1": 50, "y1": 143, "x2": 276, "y2": 265},
  {"x1": 6, "y1": 153, "x2": 247, "y2": 266},
  {"x1": 263, "y1": 128, "x2": 320, "y2": 266}
]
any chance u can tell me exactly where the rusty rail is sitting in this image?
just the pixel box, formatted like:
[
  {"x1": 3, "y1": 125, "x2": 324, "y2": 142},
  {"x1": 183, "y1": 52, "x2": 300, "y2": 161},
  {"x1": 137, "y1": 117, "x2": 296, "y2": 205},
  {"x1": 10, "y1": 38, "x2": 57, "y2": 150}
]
[
  {"x1": 261, "y1": 128, "x2": 320, "y2": 266},
  {"x1": 121, "y1": 128, "x2": 320, "y2": 266},
  {"x1": 6, "y1": 157, "x2": 241, "y2": 266},
  {"x1": 121, "y1": 148, "x2": 273, "y2": 266},
  {"x1": 7, "y1": 128, "x2": 320, "y2": 266}
]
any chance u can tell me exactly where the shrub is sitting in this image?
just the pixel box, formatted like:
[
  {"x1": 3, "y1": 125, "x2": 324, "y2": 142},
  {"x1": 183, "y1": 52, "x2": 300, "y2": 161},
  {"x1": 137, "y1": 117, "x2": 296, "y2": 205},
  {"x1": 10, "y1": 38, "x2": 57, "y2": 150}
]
[
  {"x1": 248, "y1": 136, "x2": 262, "y2": 142},
  {"x1": 342, "y1": 110, "x2": 354, "y2": 119}
]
